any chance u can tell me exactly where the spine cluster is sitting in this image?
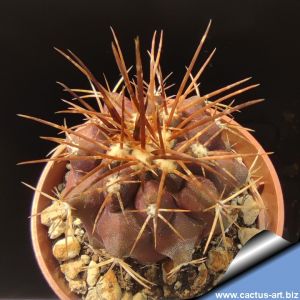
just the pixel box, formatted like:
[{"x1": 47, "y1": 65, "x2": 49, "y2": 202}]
[{"x1": 20, "y1": 22, "x2": 266, "y2": 282}]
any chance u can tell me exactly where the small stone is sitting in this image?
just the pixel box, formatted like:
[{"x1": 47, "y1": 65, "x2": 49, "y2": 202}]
[
  {"x1": 41, "y1": 201, "x2": 67, "y2": 226},
  {"x1": 85, "y1": 288, "x2": 98, "y2": 300},
  {"x1": 73, "y1": 218, "x2": 82, "y2": 226},
  {"x1": 81, "y1": 254, "x2": 91, "y2": 265},
  {"x1": 238, "y1": 227, "x2": 262, "y2": 245},
  {"x1": 75, "y1": 228, "x2": 85, "y2": 237},
  {"x1": 60, "y1": 258, "x2": 84, "y2": 280},
  {"x1": 222, "y1": 237, "x2": 234, "y2": 249},
  {"x1": 237, "y1": 195, "x2": 245, "y2": 205},
  {"x1": 179, "y1": 289, "x2": 193, "y2": 299},
  {"x1": 87, "y1": 261, "x2": 100, "y2": 287},
  {"x1": 174, "y1": 263, "x2": 207, "y2": 299},
  {"x1": 52, "y1": 236, "x2": 81, "y2": 261},
  {"x1": 142, "y1": 287, "x2": 163, "y2": 298},
  {"x1": 92, "y1": 270, "x2": 122, "y2": 300},
  {"x1": 48, "y1": 219, "x2": 65, "y2": 239},
  {"x1": 174, "y1": 281, "x2": 182, "y2": 290},
  {"x1": 163, "y1": 285, "x2": 172, "y2": 298},
  {"x1": 68, "y1": 279, "x2": 87, "y2": 295},
  {"x1": 121, "y1": 292, "x2": 133, "y2": 300},
  {"x1": 206, "y1": 247, "x2": 233, "y2": 273},
  {"x1": 132, "y1": 292, "x2": 147, "y2": 300},
  {"x1": 144, "y1": 265, "x2": 158, "y2": 282},
  {"x1": 241, "y1": 195, "x2": 260, "y2": 225},
  {"x1": 195, "y1": 264, "x2": 208, "y2": 287}
]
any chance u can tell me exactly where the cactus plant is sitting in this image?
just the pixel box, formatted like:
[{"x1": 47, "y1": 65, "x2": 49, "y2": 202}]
[{"x1": 20, "y1": 21, "x2": 269, "y2": 298}]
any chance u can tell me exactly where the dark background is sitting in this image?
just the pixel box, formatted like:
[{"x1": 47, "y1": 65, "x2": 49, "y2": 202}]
[{"x1": 1, "y1": 0, "x2": 299, "y2": 298}]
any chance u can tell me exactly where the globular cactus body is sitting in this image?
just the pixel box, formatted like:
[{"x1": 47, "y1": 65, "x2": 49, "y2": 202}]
[{"x1": 61, "y1": 84, "x2": 251, "y2": 266}]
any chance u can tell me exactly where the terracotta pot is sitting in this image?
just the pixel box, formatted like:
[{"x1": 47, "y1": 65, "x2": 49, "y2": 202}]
[{"x1": 31, "y1": 117, "x2": 284, "y2": 300}]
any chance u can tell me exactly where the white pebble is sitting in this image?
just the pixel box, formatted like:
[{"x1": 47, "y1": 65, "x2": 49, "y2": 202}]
[
  {"x1": 73, "y1": 218, "x2": 82, "y2": 226},
  {"x1": 68, "y1": 279, "x2": 87, "y2": 295},
  {"x1": 48, "y1": 219, "x2": 65, "y2": 239},
  {"x1": 41, "y1": 201, "x2": 68, "y2": 226},
  {"x1": 87, "y1": 270, "x2": 122, "y2": 300},
  {"x1": 74, "y1": 228, "x2": 85, "y2": 237},
  {"x1": 87, "y1": 261, "x2": 100, "y2": 287},
  {"x1": 241, "y1": 195, "x2": 260, "y2": 225},
  {"x1": 238, "y1": 227, "x2": 262, "y2": 245},
  {"x1": 121, "y1": 292, "x2": 133, "y2": 300},
  {"x1": 60, "y1": 258, "x2": 84, "y2": 280},
  {"x1": 52, "y1": 236, "x2": 81, "y2": 261},
  {"x1": 133, "y1": 292, "x2": 147, "y2": 300},
  {"x1": 81, "y1": 254, "x2": 91, "y2": 265}
]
